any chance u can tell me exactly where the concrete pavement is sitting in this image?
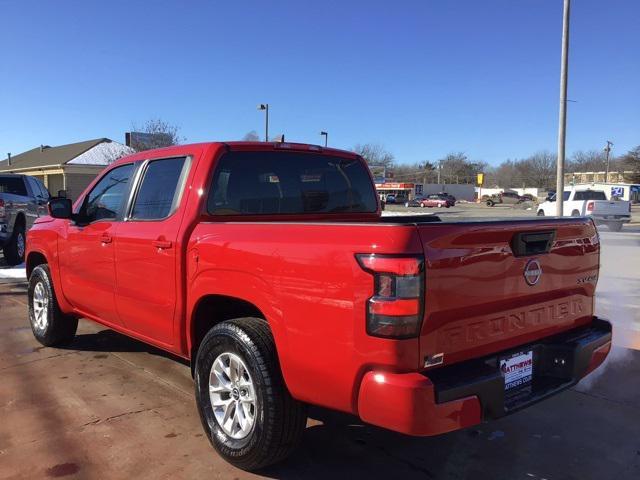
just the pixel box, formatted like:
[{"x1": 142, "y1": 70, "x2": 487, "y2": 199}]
[{"x1": 1, "y1": 224, "x2": 639, "y2": 479}]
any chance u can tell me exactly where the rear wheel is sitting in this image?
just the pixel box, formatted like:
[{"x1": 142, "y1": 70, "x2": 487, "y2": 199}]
[
  {"x1": 537, "y1": 210, "x2": 545, "y2": 216},
  {"x1": 3, "y1": 222, "x2": 25, "y2": 266},
  {"x1": 571, "y1": 210, "x2": 581, "y2": 217},
  {"x1": 194, "y1": 318, "x2": 306, "y2": 471},
  {"x1": 486, "y1": 200, "x2": 494, "y2": 207},
  {"x1": 607, "y1": 222, "x2": 623, "y2": 232},
  {"x1": 28, "y1": 265, "x2": 78, "y2": 346}
]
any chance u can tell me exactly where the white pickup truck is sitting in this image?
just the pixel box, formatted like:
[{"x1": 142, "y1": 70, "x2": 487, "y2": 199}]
[{"x1": 537, "y1": 187, "x2": 631, "y2": 231}]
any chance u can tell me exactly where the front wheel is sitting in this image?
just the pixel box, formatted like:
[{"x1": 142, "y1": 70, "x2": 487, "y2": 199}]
[
  {"x1": 486, "y1": 200, "x2": 494, "y2": 207},
  {"x1": 28, "y1": 264, "x2": 78, "y2": 346},
  {"x1": 607, "y1": 222, "x2": 623, "y2": 232},
  {"x1": 194, "y1": 318, "x2": 307, "y2": 471},
  {"x1": 537, "y1": 210, "x2": 545, "y2": 216}
]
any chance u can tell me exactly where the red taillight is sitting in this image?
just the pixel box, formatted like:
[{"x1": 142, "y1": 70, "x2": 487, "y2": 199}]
[
  {"x1": 587, "y1": 201, "x2": 595, "y2": 212},
  {"x1": 356, "y1": 254, "x2": 424, "y2": 339},
  {"x1": 0, "y1": 199, "x2": 4, "y2": 218}
]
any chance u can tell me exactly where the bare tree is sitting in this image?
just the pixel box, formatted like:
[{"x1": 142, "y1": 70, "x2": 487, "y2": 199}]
[
  {"x1": 622, "y1": 145, "x2": 640, "y2": 183},
  {"x1": 568, "y1": 150, "x2": 605, "y2": 172},
  {"x1": 486, "y1": 159, "x2": 518, "y2": 188},
  {"x1": 353, "y1": 143, "x2": 395, "y2": 167},
  {"x1": 242, "y1": 130, "x2": 261, "y2": 141},
  {"x1": 129, "y1": 118, "x2": 185, "y2": 151},
  {"x1": 517, "y1": 151, "x2": 556, "y2": 188},
  {"x1": 438, "y1": 152, "x2": 487, "y2": 184}
]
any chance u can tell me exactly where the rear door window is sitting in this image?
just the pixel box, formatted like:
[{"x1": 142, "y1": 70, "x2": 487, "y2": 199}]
[
  {"x1": 130, "y1": 157, "x2": 188, "y2": 220},
  {"x1": 0, "y1": 177, "x2": 28, "y2": 196},
  {"x1": 207, "y1": 151, "x2": 377, "y2": 215}
]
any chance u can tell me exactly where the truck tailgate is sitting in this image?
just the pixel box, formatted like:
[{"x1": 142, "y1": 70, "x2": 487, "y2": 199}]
[
  {"x1": 592, "y1": 200, "x2": 629, "y2": 216},
  {"x1": 417, "y1": 218, "x2": 599, "y2": 367}
]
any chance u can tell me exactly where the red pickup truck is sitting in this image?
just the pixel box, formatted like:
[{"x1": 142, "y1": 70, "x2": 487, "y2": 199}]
[{"x1": 26, "y1": 142, "x2": 612, "y2": 470}]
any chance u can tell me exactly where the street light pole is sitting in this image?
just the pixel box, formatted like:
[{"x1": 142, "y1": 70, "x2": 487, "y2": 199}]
[
  {"x1": 556, "y1": 0, "x2": 571, "y2": 217},
  {"x1": 258, "y1": 104, "x2": 269, "y2": 141},
  {"x1": 320, "y1": 131, "x2": 328, "y2": 147},
  {"x1": 604, "y1": 140, "x2": 613, "y2": 183}
]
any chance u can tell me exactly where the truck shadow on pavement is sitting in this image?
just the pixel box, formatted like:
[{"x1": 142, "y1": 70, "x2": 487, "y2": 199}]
[{"x1": 58, "y1": 329, "x2": 190, "y2": 368}]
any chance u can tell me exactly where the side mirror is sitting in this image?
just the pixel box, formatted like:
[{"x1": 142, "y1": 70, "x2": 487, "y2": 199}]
[
  {"x1": 57, "y1": 189, "x2": 67, "y2": 198},
  {"x1": 48, "y1": 197, "x2": 73, "y2": 219}
]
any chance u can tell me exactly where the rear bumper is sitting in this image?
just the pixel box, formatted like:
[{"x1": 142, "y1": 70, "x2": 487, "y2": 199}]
[
  {"x1": 357, "y1": 317, "x2": 612, "y2": 436},
  {"x1": 592, "y1": 215, "x2": 631, "y2": 223}
]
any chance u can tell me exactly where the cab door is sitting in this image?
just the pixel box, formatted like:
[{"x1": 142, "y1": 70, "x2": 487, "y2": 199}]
[
  {"x1": 114, "y1": 157, "x2": 190, "y2": 347},
  {"x1": 58, "y1": 163, "x2": 136, "y2": 326}
]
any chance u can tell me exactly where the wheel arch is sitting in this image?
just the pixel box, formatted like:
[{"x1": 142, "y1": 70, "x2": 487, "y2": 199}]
[
  {"x1": 190, "y1": 294, "x2": 266, "y2": 363},
  {"x1": 14, "y1": 211, "x2": 26, "y2": 229},
  {"x1": 26, "y1": 251, "x2": 48, "y2": 278}
]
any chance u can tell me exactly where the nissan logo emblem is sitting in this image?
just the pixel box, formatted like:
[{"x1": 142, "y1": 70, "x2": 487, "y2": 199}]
[{"x1": 524, "y1": 259, "x2": 542, "y2": 286}]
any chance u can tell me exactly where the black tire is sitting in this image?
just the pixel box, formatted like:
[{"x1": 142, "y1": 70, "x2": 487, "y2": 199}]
[
  {"x1": 28, "y1": 264, "x2": 78, "y2": 347},
  {"x1": 571, "y1": 210, "x2": 581, "y2": 217},
  {"x1": 537, "y1": 210, "x2": 545, "y2": 216},
  {"x1": 3, "y1": 222, "x2": 25, "y2": 266},
  {"x1": 194, "y1": 318, "x2": 307, "y2": 471},
  {"x1": 486, "y1": 200, "x2": 494, "y2": 207},
  {"x1": 607, "y1": 222, "x2": 623, "y2": 232}
]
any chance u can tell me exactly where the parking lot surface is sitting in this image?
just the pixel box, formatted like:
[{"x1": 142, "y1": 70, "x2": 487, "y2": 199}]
[{"x1": 1, "y1": 206, "x2": 639, "y2": 480}]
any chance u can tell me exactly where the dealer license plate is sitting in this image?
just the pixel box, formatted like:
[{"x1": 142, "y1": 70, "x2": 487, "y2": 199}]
[{"x1": 500, "y1": 350, "x2": 533, "y2": 391}]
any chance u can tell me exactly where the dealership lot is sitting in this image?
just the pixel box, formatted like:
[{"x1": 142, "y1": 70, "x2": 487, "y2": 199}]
[{"x1": 1, "y1": 209, "x2": 639, "y2": 479}]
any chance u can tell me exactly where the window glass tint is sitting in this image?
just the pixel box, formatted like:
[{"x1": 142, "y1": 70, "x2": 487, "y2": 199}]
[
  {"x1": 131, "y1": 157, "x2": 187, "y2": 220},
  {"x1": 207, "y1": 151, "x2": 377, "y2": 215},
  {"x1": 84, "y1": 164, "x2": 135, "y2": 222},
  {"x1": 0, "y1": 176, "x2": 27, "y2": 196},
  {"x1": 574, "y1": 190, "x2": 607, "y2": 201}
]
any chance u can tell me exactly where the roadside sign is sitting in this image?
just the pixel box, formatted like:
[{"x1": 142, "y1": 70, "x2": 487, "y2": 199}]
[
  {"x1": 477, "y1": 173, "x2": 484, "y2": 186},
  {"x1": 415, "y1": 184, "x2": 423, "y2": 195},
  {"x1": 611, "y1": 186, "x2": 624, "y2": 198}
]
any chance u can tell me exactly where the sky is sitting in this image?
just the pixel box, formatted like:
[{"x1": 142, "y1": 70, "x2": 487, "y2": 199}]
[{"x1": 1, "y1": 0, "x2": 638, "y2": 166}]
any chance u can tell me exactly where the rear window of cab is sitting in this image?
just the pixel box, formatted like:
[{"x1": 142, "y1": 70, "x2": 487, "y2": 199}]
[{"x1": 207, "y1": 151, "x2": 378, "y2": 215}]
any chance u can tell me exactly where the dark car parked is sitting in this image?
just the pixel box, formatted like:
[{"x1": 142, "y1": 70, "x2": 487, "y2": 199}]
[
  {"x1": 436, "y1": 192, "x2": 456, "y2": 206},
  {"x1": 0, "y1": 174, "x2": 50, "y2": 265}
]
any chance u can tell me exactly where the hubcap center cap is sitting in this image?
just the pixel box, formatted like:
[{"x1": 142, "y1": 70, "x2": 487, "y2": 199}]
[{"x1": 231, "y1": 388, "x2": 240, "y2": 400}]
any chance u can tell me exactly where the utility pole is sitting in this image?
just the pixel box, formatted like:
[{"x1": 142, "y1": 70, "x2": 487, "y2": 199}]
[
  {"x1": 556, "y1": 0, "x2": 571, "y2": 217},
  {"x1": 604, "y1": 140, "x2": 613, "y2": 183}
]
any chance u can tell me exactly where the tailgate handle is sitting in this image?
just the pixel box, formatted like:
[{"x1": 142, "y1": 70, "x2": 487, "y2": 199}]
[{"x1": 511, "y1": 230, "x2": 556, "y2": 257}]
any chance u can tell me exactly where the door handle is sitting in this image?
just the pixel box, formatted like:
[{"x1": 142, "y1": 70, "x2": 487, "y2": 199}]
[
  {"x1": 152, "y1": 240, "x2": 172, "y2": 249},
  {"x1": 101, "y1": 234, "x2": 113, "y2": 244}
]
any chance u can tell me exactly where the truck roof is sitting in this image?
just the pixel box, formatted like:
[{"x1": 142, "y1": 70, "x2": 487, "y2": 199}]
[{"x1": 110, "y1": 141, "x2": 361, "y2": 167}]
